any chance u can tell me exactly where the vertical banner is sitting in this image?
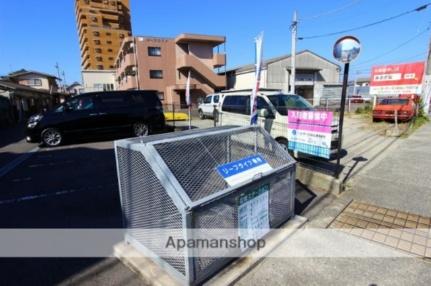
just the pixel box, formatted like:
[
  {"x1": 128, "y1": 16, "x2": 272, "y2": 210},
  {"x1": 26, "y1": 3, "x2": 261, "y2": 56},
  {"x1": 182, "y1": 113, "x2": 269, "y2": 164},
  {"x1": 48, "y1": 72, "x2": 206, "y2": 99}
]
[
  {"x1": 186, "y1": 70, "x2": 192, "y2": 129},
  {"x1": 287, "y1": 110, "x2": 334, "y2": 159},
  {"x1": 250, "y1": 32, "x2": 264, "y2": 125}
]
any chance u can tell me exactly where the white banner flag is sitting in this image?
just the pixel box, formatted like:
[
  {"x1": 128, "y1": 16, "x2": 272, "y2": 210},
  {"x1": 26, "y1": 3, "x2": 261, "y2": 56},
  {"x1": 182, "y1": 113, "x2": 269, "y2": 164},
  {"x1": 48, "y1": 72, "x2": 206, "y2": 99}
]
[
  {"x1": 186, "y1": 70, "x2": 191, "y2": 107},
  {"x1": 250, "y1": 32, "x2": 264, "y2": 125}
]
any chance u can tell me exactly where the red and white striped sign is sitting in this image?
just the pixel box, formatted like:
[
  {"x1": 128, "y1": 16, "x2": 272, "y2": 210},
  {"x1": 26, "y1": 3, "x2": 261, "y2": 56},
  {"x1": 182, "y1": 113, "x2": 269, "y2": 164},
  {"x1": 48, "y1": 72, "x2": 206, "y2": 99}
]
[{"x1": 370, "y1": 62, "x2": 425, "y2": 95}]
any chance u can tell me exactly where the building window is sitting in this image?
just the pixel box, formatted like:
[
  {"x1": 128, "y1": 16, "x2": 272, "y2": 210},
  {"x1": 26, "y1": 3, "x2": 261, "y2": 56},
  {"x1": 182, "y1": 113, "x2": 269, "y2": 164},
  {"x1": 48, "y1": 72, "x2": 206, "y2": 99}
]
[
  {"x1": 103, "y1": 84, "x2": 114, "y2": 91},
  {"x1": 107, "y1": 40, "x2": 112, "y2": 44},
  {"x1": 95, "y1": 48, "x2": 102, "y2": 53},
  {"x1": 96, "y1": 56, "x2": 103, "y2": 62},
  {"x1": 149, "y1": 70, "x2": 163, "y2": 79},
  {"x1": 27, "y1": 79, "x2": 42, "y2": 86},
  {"x1": 148, "y1": 47, "x2": 161, "y2": 57},
  {"x1": 93, "y1": 31, "x2": 100, "y2": 37},
  {"x1": 157, "y1": 92, "x2": 164, "y2": 101},
  {"x1": 97, "y1": 65, "x2": 104, "y2": 70},
  {"x1": 94, "y1": 40, "x2": 101, "y2": 45}
]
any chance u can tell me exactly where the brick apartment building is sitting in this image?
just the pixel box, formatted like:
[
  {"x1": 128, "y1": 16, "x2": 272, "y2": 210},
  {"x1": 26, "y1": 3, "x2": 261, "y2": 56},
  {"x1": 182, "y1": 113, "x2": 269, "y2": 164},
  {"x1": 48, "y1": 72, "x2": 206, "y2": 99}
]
[
  {"x1": 115, "y1": 34, "x2": 227, "y2": 106},
  {"x1": 75, "y1": 0, "x2": 132, "y2": 70}
]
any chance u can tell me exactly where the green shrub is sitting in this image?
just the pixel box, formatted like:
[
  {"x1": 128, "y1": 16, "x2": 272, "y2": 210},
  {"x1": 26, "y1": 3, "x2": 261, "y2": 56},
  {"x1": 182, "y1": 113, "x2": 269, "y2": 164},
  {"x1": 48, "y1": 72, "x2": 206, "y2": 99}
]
[
  {"x1": 363, "y1": 104, "x2": 372, "y2": 112},
  {"x1": 407, "y1": 98, "x2": 430, "y2": 134}
]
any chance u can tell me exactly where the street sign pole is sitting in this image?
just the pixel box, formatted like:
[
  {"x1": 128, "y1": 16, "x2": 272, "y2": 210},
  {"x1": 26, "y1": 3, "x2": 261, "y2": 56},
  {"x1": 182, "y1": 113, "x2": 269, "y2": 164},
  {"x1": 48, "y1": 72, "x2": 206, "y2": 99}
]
[
  {"x1": 332, "y1": 35, "x2": 361, "y2": 179},
  {"x1": 336, "y1": 62, "x2": 349, "y2": 175}
]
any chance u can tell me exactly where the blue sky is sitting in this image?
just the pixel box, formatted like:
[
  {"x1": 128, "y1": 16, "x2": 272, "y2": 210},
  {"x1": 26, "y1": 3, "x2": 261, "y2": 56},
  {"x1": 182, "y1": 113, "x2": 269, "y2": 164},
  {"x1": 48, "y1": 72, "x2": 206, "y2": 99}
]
[{"x1": 0, "y1": 0, "x2": 430, "y2": 84}]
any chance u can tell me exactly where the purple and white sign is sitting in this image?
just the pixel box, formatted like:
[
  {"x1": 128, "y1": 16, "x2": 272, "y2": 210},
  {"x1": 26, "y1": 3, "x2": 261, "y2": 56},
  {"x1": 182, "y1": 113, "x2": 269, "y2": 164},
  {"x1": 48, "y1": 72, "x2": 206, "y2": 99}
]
[{"x1": 288, "y1": 110, "x2": 334, "y2": 159}]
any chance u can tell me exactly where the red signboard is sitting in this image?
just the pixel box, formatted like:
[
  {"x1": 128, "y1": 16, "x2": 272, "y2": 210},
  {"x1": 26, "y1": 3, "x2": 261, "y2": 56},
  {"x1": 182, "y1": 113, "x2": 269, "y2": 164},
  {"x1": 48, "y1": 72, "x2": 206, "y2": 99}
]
[{"x1": 369, "y1": 62, "x2": 425, "y2": 95}]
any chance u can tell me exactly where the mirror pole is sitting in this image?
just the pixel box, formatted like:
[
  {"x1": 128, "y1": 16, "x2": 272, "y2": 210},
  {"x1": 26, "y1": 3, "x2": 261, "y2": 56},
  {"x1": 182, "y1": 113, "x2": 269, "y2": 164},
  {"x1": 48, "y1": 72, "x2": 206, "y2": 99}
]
[{"x1": 336, "y1": 62, "x2": 350, "y2": 178}]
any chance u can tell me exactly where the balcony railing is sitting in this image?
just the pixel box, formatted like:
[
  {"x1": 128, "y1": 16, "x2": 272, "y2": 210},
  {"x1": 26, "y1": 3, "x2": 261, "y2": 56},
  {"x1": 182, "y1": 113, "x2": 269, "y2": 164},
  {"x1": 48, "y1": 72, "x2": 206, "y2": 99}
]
[
  {"x1": 176, "y1": 54, "x2": 226, "y2": 88},
  {"x1": 116, "y1": 53, "x2": 135, "y2": 76},
  {"x1": 213, "y1": 53, "x2": 226, "y2": 68},
  {"x1": 118, "y1": 75, "x2": 138, "y2": 90}
]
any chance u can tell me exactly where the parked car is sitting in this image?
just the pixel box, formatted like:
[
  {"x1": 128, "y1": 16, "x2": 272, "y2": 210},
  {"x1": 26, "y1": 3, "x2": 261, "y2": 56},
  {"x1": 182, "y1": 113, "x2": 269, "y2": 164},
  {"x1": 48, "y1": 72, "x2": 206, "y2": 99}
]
[
  {"x1": 26, "y1": 90, "x2": 165, "y2": 147},
  {"x1": 372, "y1": 97, "x2": 416, "y2": 122},
  {"x1": 217, "y1": 89, "x2": 339, "y2": 154},
  {"x1": 349, "y1": 95, "x2": 364, "y2": 103},
  {"x1": 198, "y1": 94, "x2": 221, "y2": 119}
]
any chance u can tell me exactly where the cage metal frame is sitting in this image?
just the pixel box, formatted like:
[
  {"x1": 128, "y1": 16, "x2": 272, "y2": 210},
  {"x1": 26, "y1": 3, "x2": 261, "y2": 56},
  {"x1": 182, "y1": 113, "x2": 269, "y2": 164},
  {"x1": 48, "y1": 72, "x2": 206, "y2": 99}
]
[{"x1": 114, "y1": 126, "x2": 296, "y2": 285}]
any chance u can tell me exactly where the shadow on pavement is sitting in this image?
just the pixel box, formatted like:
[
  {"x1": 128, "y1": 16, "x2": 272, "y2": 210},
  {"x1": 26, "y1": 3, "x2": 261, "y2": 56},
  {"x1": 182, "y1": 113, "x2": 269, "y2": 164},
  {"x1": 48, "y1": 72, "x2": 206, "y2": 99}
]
[
  {"x1": 342, "y1": 156, "x2": 368, "y2": 184},
  {"x1": 295, "y1": 180, "x2": 318, "y2": 215},
  {"x1": 0, "y1": 145, "x2": 141, "y2": 285},
  {"x1": 297, "y1": 149, "x2": 348, "y2": 177},
  {"x1": 0, "y1": 123, "x2": 26, "y2": 148}
]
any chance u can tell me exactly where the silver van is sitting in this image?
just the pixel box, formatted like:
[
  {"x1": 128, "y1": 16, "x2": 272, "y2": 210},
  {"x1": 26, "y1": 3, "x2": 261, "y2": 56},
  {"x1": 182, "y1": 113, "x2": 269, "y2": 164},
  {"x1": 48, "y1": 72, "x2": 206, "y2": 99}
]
[{"x1": 217, "y1": 89, "x2": 339, "y2": 155}]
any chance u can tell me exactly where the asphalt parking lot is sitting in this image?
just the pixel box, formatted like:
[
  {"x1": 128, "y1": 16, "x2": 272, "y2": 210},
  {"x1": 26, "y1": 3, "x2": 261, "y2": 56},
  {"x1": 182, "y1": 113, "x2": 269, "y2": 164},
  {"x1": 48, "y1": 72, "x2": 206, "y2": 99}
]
[
  {"x1": 0, "y1": 115, "x2": 399, "y2": 285},
  {"x1": 0, "y1": 130, "x2": 147, "y2": 285}
]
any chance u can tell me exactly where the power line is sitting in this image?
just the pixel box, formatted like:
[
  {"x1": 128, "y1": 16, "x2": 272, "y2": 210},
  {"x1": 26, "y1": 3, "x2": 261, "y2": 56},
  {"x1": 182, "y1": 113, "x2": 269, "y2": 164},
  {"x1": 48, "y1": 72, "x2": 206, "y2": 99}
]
[
  {"x1": 298, "y1": 3, "x2": 431, "y2": 40},
  {"x1": 300, "y1": 0, "x2": 362, "y2": 21},
  {"x1": 352, "y1": 25, "x2": 430, "y2": 67},
  {"x1": 352, "y1": 51, "x2": 428, "y2": 72}
]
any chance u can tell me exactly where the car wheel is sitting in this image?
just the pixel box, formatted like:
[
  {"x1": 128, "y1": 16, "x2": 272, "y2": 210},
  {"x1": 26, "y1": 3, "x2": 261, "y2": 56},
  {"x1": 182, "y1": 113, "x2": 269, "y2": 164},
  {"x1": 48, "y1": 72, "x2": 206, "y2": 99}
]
[
  {"x1": 276, "y1": 138, "x2": 288, "y2": 151},
  {"x1": 133, "y1": 122, "x2": 149, "y2": 137},
  {"x1": 198, "y1": 109, "x2": 205, "y2": 120},
  {"x1": 41, "y1": 128, "x2": 63, "y2": 147}
]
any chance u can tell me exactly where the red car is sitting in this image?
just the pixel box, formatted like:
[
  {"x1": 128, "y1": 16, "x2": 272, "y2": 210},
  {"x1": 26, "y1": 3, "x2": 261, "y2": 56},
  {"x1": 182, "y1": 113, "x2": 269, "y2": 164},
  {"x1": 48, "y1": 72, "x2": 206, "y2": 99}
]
[{"x1": 372, "y1": 98, "x2": 416, "y2": 122}]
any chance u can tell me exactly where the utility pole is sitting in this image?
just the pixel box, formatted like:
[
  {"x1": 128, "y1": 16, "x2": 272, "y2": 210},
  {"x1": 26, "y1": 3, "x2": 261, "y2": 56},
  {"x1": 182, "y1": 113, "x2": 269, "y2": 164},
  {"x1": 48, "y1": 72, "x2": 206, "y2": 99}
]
[
  {"x1": 55, "y1": 63, "x2": 61, "y2": 81},
  {"x1": 133, "y1": 38, "x2": 141, "y2": 90},
  {"x1": 424, "y1": 35, "x2": 431, "y2": 114},
  {"x1": 55, "y1": 63, "x2": 62, "y2": 92},
  {"x1": 290, "y1": 11, "x2": 297, "y2": 94},
  {"x1": 427, "y1": 35, "x2": 431, "y2": 75},
  {"x1": 62, "y1": 71, "x2": 67, "y2": 89}
]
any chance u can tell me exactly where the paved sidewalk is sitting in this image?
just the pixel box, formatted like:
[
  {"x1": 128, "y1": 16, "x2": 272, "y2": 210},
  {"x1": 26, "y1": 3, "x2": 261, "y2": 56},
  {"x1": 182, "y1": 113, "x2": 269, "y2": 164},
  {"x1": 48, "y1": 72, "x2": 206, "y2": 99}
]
[
  {"x1": 346, "y1": 122, "x2": 431, "y2": 217},
  {"x1": 237, "y1": 122, "x2": 431, "y2": 286}
]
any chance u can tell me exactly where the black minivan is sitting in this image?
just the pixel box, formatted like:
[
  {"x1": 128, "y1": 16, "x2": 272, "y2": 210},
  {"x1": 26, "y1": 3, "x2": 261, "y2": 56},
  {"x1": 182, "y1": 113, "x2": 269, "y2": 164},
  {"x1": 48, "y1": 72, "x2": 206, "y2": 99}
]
[{"x1": 26, "y1": 90, "x2": 165, "y2": 147}]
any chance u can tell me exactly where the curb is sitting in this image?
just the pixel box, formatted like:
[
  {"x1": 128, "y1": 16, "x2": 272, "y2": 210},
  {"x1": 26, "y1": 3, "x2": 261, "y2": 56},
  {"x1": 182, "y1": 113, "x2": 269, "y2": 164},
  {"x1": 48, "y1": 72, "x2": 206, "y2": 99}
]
[{"x1": 296, "y1": 165, "x2": 343, "y2": 195}]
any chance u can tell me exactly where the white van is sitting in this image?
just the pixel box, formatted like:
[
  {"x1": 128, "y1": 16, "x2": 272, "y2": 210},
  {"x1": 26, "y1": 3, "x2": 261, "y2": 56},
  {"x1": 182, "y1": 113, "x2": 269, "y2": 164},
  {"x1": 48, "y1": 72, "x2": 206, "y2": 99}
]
[
  {"x1": 198, "y1": 94, "x2": 221, "y2": 119},
  {"x1": 217, "y1": 89, "x2": 339, "y2": 154}
]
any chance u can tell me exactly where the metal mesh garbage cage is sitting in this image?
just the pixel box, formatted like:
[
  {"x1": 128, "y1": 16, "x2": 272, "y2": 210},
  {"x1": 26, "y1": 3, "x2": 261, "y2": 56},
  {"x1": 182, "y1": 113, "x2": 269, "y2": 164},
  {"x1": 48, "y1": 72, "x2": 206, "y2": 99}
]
[{"x1": 114, "y1": 126, "x2": 296, "y2": 285}]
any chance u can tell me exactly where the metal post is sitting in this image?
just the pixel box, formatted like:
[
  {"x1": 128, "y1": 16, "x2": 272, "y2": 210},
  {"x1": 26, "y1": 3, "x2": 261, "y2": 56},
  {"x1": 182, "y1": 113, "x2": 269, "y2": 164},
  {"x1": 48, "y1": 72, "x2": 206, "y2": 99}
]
[
  {"x1": 348, "y1": 98, "x2": 351, "y2": 113},
  {"x1": 172, "y1": 102, "x2": 175, "y2": 129},
  {"x1": 394, "y1": 109, "x2": 399, "y2": 132},
  {"x1": 336, "y1": 63, "x2": 350, "y2": 177},
  {"x1": 213, "y1": 104, "x2": 217, "y2": 127},
  {"x1": 289, "y1": 11, "x2": 297, "y2": 94},
  {"x1": 188, "y1": 105, "x2": 192, "y2": 130}
]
